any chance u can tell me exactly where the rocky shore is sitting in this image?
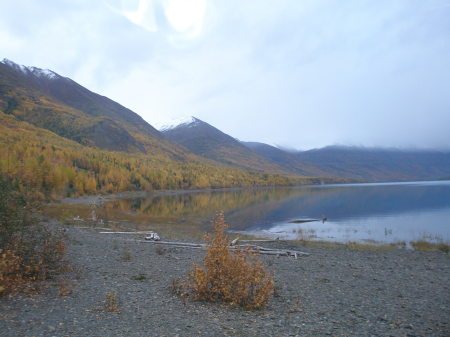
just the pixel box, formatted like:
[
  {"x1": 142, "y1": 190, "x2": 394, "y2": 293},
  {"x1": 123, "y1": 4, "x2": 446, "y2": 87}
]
[{"x1": 1, "y1": 224, "x2": 449, "y2": 337}]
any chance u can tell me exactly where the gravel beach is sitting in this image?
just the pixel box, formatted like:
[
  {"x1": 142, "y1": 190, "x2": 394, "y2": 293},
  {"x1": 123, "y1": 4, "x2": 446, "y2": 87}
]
[{"x1": 1, "y1": 224, "x2": 449, "y2": 337}]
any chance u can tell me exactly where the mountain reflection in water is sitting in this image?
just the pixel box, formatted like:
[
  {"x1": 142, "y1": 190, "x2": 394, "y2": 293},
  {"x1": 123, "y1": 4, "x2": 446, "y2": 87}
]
[{"x1": 104, "y1": 181, "x2": 450, "y2": 243}]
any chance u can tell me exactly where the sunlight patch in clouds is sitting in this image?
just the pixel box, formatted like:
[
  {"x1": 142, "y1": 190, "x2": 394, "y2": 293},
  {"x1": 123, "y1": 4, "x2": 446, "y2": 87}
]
[
  {"x1": 106, "y1": 0, "x2": 207, "y2": 38},
  {"x1": 164, "y1": 0, "x2": 206, "y2": 37},
  {"x1": 106, "y1": 0, "x2": 158, "y2": 32}
]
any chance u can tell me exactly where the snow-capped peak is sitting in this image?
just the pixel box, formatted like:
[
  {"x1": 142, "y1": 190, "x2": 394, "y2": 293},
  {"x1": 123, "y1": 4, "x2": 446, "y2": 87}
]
[
  {"x1": 29, "y1": 67, "x2": 59, "y2": 79},
  {"x1": 159, "y1": 116, "x2": 201, "y2": 131},
  {"x1": 1, "y1": 58, "x2": 60, "y2": 80},
  {"x1": 1, "y1": 58, "x2": 28, "y2": 74}
]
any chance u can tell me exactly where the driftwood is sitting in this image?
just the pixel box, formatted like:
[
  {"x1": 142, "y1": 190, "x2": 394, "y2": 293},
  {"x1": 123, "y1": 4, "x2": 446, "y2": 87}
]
[
  {"x1": 99, "y1": 231, "x2": 157, "y2": 235},
  {"x1": 136, "y1": 240, "x2": 309, "y2": 257},
  {"x1": 289, "y1": 216, "x2": 327, "y2": 224},
  {"x1": 76, "y1": 227, "x2": 111, "y2": 231},
  {"x1": 99, "y1": 231, "x2": 310, "y2": 258},
  {"x1": 288, "y1": 219, "x2": 319, "y2": 223},
  {"x1": 237, "y1": 239, "x2": 280, "y2": 243}
]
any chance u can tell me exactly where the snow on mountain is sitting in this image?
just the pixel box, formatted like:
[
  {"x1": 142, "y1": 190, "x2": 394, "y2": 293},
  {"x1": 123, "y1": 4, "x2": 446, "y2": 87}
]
[
  {"x1": 1, "y1": 58, "x2": 28, "y2": 74},
  {"x1": 159, "y1": 116, "x2": 200, "y2": 131},
  {"x1": 1, "y1": 58, "x2": 60, "y2": 80},
  {"x1": 29, "y1": 67, "x2": 59, "y2": 79}
]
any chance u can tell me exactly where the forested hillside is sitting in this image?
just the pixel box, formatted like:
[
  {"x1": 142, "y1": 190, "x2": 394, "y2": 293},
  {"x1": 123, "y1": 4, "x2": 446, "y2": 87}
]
[
  {"x1": 0, "y1": 113, "x2": 297, "y2": 199},
  {"x1": 0, "y1": 59, "x2": 313, "y2": 199},
  {"x1": 0, "y1": 59, "x2": 185, "y2": 156}
]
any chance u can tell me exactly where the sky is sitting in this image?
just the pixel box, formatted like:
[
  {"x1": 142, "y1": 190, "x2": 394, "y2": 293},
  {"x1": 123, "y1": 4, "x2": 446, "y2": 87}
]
[{"x1": 0, "y1": 0, "x2": 449, "y2": 150}]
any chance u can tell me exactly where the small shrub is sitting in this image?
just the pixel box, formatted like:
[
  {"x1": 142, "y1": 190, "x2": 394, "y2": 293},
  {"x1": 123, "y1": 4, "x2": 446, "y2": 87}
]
[
  {"x1": 180, "y1": 213, "x2": 274, "y2": 310},
  {"x1": 0, "y1": 250, "x2": 33, "y2": 296},
  {"x1": 0, "y1": 178, "x2": 67, "y2": 297},
  {"x1": 104, "y1": 291, "x2": 120, "y2": 312}
]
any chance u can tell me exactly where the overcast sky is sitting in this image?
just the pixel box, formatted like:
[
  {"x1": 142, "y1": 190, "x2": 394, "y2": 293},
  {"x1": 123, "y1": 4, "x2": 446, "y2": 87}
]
[{"x1": 1, "y1": 0, "x2": 449, "y2": 150}]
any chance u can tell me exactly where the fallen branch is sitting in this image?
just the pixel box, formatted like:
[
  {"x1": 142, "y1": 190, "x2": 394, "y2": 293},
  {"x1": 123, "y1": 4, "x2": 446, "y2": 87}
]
[
  {"x1": 99, "y1": 231, "x2": 157, "y2": 235},
  {"x1": 235, "y1": 239, "x2": 280, "y2": 243},
  {"x1": 134, "y1": 240, "x2": 309, "y2": 257},
  {"x1": 97, "y1": 231, "x2": 310, "y2": 257}
]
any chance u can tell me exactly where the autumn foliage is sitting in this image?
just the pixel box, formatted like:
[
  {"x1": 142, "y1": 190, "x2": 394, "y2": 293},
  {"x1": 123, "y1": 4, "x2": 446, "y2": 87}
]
[
  {"x1": 0, "y1": 112, "x2": 295, "y2": 200},
  {"x1": 0, "y1": 178, "x2": 66, "y2": 296},
  {"x1": 182, "y1": 213, "x2": 274, "y2": 309}
]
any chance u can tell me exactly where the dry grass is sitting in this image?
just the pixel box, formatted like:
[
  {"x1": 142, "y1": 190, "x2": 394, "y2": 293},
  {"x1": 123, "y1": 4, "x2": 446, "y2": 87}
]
[
  {"x1": 410, "y1": 240, "x2": 450, "y2": 253},
  {"x1": 178, "y1": 213, "x2": 274, "y2": 310},
  {"x1": 155, "y1": 246, "x2": 165, "y2": 255},
  {"x1": 104, "y1": 291, "x2": 120, "y2": 312},
  {"x1": 121, "y1": 250, "x2": 132, "y2": 261},
  {"x1": 345, "y1": 241, "x2": 397, "y2": 251},
  {"x1": 57, "y1": 279, "x2": 75, "y2": 296}
]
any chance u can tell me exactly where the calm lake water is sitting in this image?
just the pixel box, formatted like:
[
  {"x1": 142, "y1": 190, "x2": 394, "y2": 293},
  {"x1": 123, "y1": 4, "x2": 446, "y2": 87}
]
[{"x1": 95, "y1": 180, "x2": 450, "y2": 244}]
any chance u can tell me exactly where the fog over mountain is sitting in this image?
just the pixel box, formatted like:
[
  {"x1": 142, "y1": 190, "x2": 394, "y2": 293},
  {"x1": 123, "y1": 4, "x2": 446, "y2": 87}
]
[
  {"x1": 2, "y1": 56, "x2": 449, "y2": 184},
  {"x1": 1, "y1": 0, "x2": 449, "y2": 150},
  {"x1": 163, "y1": 117, "x2": 450, "y2": 182}
]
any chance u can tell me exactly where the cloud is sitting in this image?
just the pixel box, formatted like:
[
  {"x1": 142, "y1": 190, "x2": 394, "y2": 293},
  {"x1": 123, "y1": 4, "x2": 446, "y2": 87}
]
[{"x1": 0, "y1": 0, "x2": 449, "y2": 150}]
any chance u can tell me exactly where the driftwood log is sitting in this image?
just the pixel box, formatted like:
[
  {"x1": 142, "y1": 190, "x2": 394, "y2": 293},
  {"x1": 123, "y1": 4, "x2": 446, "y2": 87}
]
[
  {"x1": 99, "y1": 231, "x2": 157, "y2": 235},
  {"x1": 134, "y1": 240, "x2": 309, "y2": 258},
  {"x1": 99, "y1": 232, "x2": 310, "y2": 258}
]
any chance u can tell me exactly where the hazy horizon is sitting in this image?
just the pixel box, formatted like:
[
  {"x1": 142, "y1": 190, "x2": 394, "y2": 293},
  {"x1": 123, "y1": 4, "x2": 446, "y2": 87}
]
[{"x1": 1, "y1": 0, "x2": 449, "y2": 150}]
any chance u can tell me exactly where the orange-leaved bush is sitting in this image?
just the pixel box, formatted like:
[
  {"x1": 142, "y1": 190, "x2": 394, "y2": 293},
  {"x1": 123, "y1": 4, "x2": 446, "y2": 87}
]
[
  {"x1": 185, "y1": 212, "x2": 274, "y2": 309},
  {"x1": 0, "y1": 177, "x2": 67, "y2": 297}
]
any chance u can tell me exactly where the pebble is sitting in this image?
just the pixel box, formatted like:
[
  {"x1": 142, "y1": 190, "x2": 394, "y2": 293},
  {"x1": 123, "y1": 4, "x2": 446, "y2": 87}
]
[{"x1": 0, "y1": 225, "x2": 449, "y2": 337}]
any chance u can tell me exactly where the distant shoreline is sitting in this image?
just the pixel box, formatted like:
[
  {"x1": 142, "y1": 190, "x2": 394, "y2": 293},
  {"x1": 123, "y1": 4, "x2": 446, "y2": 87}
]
[{"x1": 57, "y1": 179, "x2": 450, "y2": 205}]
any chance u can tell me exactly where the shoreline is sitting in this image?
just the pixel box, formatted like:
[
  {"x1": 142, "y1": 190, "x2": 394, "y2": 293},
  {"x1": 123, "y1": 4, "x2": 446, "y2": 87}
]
[
  {"x1": 55, "y1": 178, "x2": 449, "y2": 205},
  {"x1": 1, "y1": 222, "x2": 448, "y2": 336}
]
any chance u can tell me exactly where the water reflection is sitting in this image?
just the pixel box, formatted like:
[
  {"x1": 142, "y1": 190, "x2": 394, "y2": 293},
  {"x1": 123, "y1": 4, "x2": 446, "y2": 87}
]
[{"x1": 101, "y1": 181, "x2": 450, "y2": 243}]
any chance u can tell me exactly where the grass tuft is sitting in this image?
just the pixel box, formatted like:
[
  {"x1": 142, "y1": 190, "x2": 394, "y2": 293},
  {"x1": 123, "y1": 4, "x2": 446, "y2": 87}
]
[
  {"x1": 104, "y1": 291, "x2": 120, "y2": 312},
  {"x1": 410, "y1": 240, "x2": 450, "y2": 253},
  {"x1": 131, "y1": 274, "x2": 147, "y2": 281}
]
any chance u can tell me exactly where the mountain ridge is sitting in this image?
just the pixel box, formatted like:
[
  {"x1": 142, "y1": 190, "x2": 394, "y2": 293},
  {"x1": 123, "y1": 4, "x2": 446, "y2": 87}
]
[
  {"x1": 1, "y1": 58, "x2": 448, "y2": 199},
  {"x1": 0, "y1": 58, "x2": 304, "y2": 199},
  {"x1": 161, "y1": 117, "x2": 293, "y2": 174},
  {"x1": 0, "y1": 59, "x2": 189, "y2": 156}
]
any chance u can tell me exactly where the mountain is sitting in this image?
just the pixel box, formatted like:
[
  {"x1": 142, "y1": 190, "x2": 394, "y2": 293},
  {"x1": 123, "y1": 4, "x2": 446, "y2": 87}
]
[
  {"x1": 295, "y1": 146, "x2": 450, "y2": 182},
  {"x1": 162, "y1": 115, "x2": 450, "y2": 182},
  {"x1": 0, "y1": 59, "x2": 183, "y2": 155},
  {"x1": 0, "y1": 59, "x2": 299, "y2": 199},
  {"x1": 161, "y1": 117, "x2": 291, "y2": 174},
  {"x1": 241, "y1": 141, "x2": 325, "y2": 176},
  {"x1": 2, "y1": 58, "x2": 446, "y2": 200},
  {"x1": 243, "y1": 142, "x2": 450, "y2": 182}
]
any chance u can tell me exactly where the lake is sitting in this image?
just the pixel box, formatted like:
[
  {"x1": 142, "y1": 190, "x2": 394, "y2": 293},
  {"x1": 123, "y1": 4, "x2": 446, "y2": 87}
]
[{"x1": 81, "y1": 180, "x2": 450, "y2": 245}]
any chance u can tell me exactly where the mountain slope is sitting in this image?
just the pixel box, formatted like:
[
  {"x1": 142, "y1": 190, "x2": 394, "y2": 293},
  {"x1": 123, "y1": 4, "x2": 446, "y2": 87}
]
[
  {"x1": 295, "y1": 146, "x2": 450, "y2": 182},
  {"x1": 0, "y1": 112, "x2": 294, "y2": 198},
  {"x1": 161, "y1": 117, "x2": 290, "y2": 174},
  {"x1": 0, "y1": 59, "x2": 185, "y2": 156},
  {"x1": 1, "y1": 59, "x2": 158, "y2": 136},
  {"x1": 0, "y1": 59, "x2": 300, "y2": 198},
  {"x1": 243, "y1": 141, "x2": 450, "y2": 182},
  {"x1": 241, "y1": 141, "x2": 326, "y2": 176}
]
